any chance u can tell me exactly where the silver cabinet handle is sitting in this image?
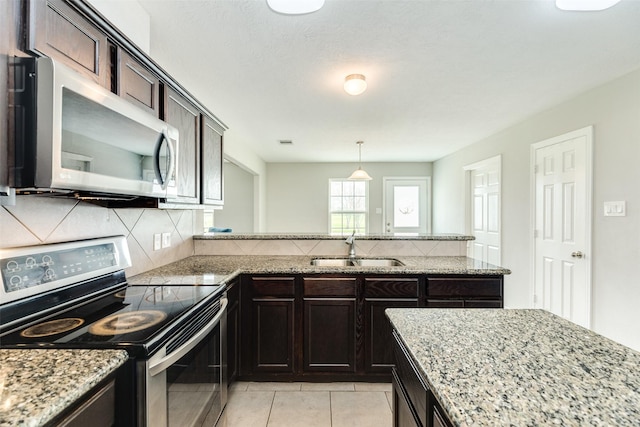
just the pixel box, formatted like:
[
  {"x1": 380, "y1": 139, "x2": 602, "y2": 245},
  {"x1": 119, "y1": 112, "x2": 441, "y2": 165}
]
[
  {"x1": 571, "y1": 251, "x2": 584, "y2": 258},
  {"x1": 149, "y1": 297, "x2": 227, "y2": 376}
]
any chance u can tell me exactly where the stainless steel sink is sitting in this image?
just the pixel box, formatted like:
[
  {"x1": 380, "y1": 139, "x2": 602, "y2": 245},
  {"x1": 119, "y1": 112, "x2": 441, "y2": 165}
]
[
  {"x1": 353, "y1": 258, "x2": 404, "y2": 267},
  {"x1": 310, "y1": 258, "x2": 404, "y2": 267},
  {"x1": 310, "y1": 258, "x2": 355, "y2": 266}
]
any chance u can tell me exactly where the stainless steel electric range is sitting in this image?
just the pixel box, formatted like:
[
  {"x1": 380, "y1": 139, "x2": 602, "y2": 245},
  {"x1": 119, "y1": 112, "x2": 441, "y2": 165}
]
[{"x1": 0, "y1": 236, "x2": 227, "y2": 427}]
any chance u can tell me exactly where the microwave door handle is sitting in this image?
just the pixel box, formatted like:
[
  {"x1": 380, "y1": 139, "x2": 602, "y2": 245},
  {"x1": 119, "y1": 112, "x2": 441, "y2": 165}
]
[
  {"x1": 149, "y1": 297, "x2": 228, "y2": 377},
  {"x1": 153, "y1": 130, "x2": 175, "y2": 191}
]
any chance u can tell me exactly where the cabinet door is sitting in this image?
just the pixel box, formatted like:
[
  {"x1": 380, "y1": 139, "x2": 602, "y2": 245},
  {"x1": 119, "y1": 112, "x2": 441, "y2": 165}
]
[
  {"x1": 118, "y1": 50, "x2": 159, "y2": 116},
  {"x1": 247, "y1": 277, "x2": 296, "y2": 374},
  {"x1": 252, "y1": 298, "x2": 295, "y2": 373},
  {"x1": 303, "y1": 298, "x2": 356, "y2": 372},
  {"x1": 302, "y1": 277, "x2": 357, "y2": 372},
  {"x1": 365, "y1": 299, "x2": 418, "y2": 372},
  {"x1": 165, "y1": 88, "x2": 200, "y2": 204},
  {"x1": 392, "y1": 369, "x2": 422, "y2": 427},
  {"x1": 27, "y1": 0, "x2": 109, "y2": 88},
  {"x1": 201, "y1": 115, "x2": 224, "y2": 205},
  {"x1": 364, "y1": 277, "x2": 419, "y2": 373}
]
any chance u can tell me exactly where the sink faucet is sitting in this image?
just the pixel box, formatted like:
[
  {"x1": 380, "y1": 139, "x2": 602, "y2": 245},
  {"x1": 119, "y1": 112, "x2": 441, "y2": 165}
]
[{"x1": 345, "y1": 231, "x2": 356, "y2": 259}]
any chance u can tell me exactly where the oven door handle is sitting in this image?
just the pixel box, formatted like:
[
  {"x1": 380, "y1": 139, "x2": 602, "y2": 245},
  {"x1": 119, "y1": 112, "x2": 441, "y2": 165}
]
[{"x1": 149, "y1": 297, "x2": 228, "y2": 377}]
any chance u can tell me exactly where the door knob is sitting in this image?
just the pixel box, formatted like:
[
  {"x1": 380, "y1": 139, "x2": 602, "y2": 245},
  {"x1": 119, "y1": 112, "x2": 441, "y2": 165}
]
[{"x1": 571, "y1": 251, "x2": 584, "y2": 258}]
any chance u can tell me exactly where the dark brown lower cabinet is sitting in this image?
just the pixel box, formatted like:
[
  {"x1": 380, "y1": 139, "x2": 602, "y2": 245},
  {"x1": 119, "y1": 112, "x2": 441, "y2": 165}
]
[
  {"x1": 364, "y1": 277, "x2": 420, "y2": 373},
  {"x1": 304, "y1": 298, "x2": 356, "y2": 372},
  {"x1": 239, "y1": 273, "x2": 503, "y2": 381},
  {"x1": 246, "y1": 277, "x2": 296, "y2": 375},
  {"x1": 392, "y1": 330, "x2": 453, "y2": 427},
  {"x1": 54, "y1": 377, "x2": 116, "y2": 427}
]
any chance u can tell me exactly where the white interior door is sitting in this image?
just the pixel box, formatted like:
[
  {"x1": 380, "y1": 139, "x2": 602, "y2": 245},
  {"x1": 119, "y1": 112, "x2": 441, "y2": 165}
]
[
  {"x1": 383, "y1": 178, "x2": 431, "y2": 235},
  {"x1": 532, "y1": 127, "x2": 592, "y2": 328},
  {"x1": 464, "y1": 156, "x2": 501, "y2": 265}
]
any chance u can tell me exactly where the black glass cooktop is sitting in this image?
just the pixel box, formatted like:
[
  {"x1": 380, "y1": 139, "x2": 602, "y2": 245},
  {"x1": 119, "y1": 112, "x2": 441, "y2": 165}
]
[{"x1": 0, "y1": 284, "x2": 224, "y2": 357}]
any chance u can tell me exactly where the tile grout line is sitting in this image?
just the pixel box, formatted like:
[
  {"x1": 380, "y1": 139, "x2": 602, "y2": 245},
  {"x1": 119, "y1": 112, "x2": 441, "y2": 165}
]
[{"x1": 265, "y1": 390, "x2": 276, "y2": 427}]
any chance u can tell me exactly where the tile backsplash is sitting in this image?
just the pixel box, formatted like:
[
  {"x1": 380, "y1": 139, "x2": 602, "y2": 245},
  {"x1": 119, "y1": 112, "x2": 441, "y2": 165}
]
[{"x1": 0, "y1": 196, "x2": 195, "y2": 276}]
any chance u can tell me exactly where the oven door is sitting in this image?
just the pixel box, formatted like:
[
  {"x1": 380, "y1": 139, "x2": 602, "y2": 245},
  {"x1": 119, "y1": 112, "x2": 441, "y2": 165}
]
[{"x1": 141, "y1": 296, "x2": 227, "y2": 427}]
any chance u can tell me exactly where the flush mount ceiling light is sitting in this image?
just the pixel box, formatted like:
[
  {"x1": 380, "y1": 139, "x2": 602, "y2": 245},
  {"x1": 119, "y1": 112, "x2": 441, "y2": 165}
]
[
  {"x1": 344, "y1": 74, "x2": 367, "y2": 96},
  {"x1": 348, "y1": 141, "x2": 372, "y2": 180},
  {"x1": 555, "y1": 0, "x2": 621, "y2": 10},
  {"x1": 267, "y1": 0, "x2": 325, "y2": 15}
]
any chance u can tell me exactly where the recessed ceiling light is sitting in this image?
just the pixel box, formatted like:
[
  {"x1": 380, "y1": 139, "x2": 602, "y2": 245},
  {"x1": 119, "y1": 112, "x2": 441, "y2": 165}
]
[
  {"x1": 267, "y1": 0, "x2": 325, "y2": 15},
  {"x1": 555, "y1": 0, "x2": 621, "y2": 10}
]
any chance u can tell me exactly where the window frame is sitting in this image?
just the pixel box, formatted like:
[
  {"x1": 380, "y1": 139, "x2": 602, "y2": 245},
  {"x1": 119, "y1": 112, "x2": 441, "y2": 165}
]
[{"x1": 328, "y1": 178, "x2": 369, "y2": 236}]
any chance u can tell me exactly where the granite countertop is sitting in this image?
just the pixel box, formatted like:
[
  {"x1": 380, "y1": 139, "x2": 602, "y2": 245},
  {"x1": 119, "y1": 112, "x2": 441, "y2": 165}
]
[
  {"x1": 0, "y1": 349, "x2": 128, "y2": 427},
  {"x1": 195, "y1": 233, "x2": 474, "y2": 240},
  {"x1": 128, "y1": 255, "x2": 510, "y2": 285},
  {"x1": 386, "y1": 308, "x2": 640, "y2": 426}
]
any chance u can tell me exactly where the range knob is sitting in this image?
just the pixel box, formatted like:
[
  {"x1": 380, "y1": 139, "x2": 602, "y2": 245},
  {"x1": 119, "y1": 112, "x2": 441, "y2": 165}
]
[
  {"x1": 25, "y1": 257, "x2": 37, "y2": 269},
  {"x1": 42, "y1": 255, "x2": 53, "y2": 266},
  {"x1": 9, "y1": 275, "x2": 22, "y2": 291},
  {"x1": 44, "y1": 268, "x2": 56, "y2": 281},
  {"x1": 6, "y1": 260, "x2": 20, "y2": 272}
]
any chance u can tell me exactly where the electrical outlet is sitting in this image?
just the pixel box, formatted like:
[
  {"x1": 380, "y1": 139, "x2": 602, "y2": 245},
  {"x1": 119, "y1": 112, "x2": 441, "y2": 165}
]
[
  {"x1": 153, "y1": 233, "x2": 162, "y2": 251},
  {"x1": 162, "y1": 232, "x2": 171, "y2": 248}
]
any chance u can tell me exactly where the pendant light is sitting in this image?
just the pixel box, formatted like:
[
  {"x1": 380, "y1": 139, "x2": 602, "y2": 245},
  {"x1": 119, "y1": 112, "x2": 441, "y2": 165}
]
[{"x1": 348, "y1": 141, "x2": 372, "y2": 180}]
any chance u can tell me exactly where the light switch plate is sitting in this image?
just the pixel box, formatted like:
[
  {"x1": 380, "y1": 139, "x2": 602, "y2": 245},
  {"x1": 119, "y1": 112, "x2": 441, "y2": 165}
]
[
  {"x1": 604, "y1": 201, "x2": 626, "y2": 217},
  {"x1": 162, "y1": 232, "x2": 171, "y2": 248},
  {"x1": 153, "y1": 233, "x2": 162, "y2": 250}
]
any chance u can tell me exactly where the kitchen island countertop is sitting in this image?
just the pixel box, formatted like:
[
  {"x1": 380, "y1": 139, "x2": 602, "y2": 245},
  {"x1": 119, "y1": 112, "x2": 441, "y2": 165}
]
[
  {"x1": 0, "y1": 349, "x2": 128, "y2": 427},
  {"x1": 128, "y1": 255, "x2": 510, "y2": 286},
  {"x1": 386, "y1": 308, "x2": 640, "y2": 426}
]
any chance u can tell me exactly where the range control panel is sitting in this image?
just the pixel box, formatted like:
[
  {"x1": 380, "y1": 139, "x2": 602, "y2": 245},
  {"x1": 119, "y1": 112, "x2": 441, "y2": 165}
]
[{"x1": 0, "y1": 236, "x2": 131, "y2": 304}]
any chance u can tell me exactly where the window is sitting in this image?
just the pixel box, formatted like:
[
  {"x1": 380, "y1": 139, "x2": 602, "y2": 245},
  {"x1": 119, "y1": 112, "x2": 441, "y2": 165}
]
[{"x1": 329, "y1": 179, "x2": 368, "y2": 235}]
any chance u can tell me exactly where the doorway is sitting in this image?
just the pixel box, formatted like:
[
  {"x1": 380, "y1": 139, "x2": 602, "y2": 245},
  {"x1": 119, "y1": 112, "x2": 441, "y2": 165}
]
[
  {"x1": 464, "y1": 155, "x2": 502, "y2": 265},
  {"x1": 531, "y1": 126, "x2": 593, "y2": 328},
  {"x1": 383, "y1": 177, "x2": 431, "y2": 235}
]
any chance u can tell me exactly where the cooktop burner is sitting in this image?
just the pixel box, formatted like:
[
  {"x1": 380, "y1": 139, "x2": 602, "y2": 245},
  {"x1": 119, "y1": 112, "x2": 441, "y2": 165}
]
[
  {"x1": 89, "y1": 310, "x2": 167, "y2": 336},
  {"x1": 20, "y1": 318, "x2": 85, "y2": 338}
]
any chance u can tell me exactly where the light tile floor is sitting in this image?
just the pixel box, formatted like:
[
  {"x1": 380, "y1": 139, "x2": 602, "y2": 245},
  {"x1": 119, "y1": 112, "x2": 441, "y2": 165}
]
[{"x1": 218, "y1": 382, "x2": 393, "y2": 427}]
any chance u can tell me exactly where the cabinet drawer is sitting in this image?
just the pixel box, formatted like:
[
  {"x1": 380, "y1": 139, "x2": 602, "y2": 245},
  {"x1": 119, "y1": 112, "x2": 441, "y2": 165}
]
[
  {"x1": 303, "y1": 277, "x2": 356, "y2": 297},
  {"x1": 464, "y1": 299, "x2": 503, "y2": 308},
  {"x1": 425, "y1": 299, "x2": 465, "y2": 308},
  {"x1": 393, "y1": 331, "x2": 428, "y2": 427},
  {"x1": 364, "y1": 278, "x2": 418, "y2": 298},
  {"x1": 427, "y1": 277, "x2": 502, "y2": 298},
  {"x1": 251, "y1": 277, "x2": 295, "y2": 297}
]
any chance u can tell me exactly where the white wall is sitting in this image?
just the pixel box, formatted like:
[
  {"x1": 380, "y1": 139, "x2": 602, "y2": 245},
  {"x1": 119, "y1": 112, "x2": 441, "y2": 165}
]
[
  {"x1": 86, "y1": 0, "x2": 151, "y2": 53},
  {"x1": 214, "y1": 162, "x2": 255, "y2": 233},
  {"x1": 265, "y1": 162, "x2": 432, "y2": 233},
  {"x1": 433, "y1": 68, "x2": 640, "y2": 351}
]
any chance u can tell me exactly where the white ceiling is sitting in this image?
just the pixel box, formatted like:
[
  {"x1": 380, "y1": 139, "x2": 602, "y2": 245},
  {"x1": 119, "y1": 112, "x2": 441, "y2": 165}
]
[{"x1": 137, "y1": 0, "x2": 640, "y2": 164}]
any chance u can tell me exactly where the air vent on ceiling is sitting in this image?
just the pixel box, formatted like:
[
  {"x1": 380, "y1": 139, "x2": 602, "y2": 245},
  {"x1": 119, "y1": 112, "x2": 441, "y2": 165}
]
[{"x1": 279, "y1": 140, "x2": 293, "y2": 145}]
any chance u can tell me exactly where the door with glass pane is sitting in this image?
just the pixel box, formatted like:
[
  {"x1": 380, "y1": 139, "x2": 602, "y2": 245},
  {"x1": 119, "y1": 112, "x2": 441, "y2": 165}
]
[{"x1": 383, "y1": 178, "x2": 430, "y2": 235}]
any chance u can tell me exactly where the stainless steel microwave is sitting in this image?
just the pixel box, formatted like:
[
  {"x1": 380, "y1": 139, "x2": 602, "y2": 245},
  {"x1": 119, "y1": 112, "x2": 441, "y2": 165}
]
[{"x1": 12, "y1": 57, "x2": 178, "y2": 200}]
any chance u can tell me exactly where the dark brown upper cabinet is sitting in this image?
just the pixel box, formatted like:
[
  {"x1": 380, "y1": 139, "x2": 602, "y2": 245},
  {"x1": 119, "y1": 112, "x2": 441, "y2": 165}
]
[{"x1": 27, "y1": 0, "x2": 109, "y2": 88}]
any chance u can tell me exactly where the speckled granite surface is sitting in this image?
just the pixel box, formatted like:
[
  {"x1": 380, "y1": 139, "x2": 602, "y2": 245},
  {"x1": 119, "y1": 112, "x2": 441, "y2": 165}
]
[
  {"x1": 0, "y1": 349, "x2": 128, "y2": 427},
  {"x1": 196, "y1": 233, "x2": 474, "y2": 240},
  {"x1": 386, "y1": 309, "x2": 640, "y2": 426},
  {"x1": 128, "y1": 255, "x2": 510, "y2": 285}
]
